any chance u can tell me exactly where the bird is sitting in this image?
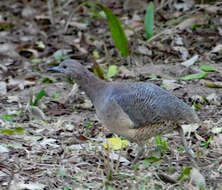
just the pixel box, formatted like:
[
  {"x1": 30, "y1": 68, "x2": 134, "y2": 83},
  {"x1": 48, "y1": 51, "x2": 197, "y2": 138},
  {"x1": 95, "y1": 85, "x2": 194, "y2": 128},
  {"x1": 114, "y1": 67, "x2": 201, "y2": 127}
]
[{"x1": 48, "y1": 59, "x2": 200, "y2": 166}]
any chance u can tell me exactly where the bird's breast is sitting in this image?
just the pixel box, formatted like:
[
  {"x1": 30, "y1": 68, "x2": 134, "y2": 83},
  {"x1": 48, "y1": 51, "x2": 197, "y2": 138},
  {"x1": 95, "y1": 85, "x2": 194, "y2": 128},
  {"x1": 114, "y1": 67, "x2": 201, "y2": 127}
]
[{"x1": 95, "y1": 98, "x2": 135, "y2": 140}]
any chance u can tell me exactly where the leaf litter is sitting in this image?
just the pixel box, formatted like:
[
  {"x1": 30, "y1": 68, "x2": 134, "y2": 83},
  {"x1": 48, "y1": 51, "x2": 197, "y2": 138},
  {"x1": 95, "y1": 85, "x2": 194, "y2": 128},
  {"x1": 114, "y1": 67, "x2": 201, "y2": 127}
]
[{"x1": 0, "y1": 0, "x2": 222, "y2": 189}]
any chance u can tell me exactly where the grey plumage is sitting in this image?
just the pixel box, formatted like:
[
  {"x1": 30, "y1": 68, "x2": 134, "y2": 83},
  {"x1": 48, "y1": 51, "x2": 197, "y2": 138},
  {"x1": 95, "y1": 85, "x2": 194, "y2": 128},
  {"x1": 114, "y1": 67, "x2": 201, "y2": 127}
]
[
  {"x1": 48, "y1": 59, "x2": 200, "y2": 166},
  {"x1": 107, "y1": 83, "x2": 199, "y2": 128}
]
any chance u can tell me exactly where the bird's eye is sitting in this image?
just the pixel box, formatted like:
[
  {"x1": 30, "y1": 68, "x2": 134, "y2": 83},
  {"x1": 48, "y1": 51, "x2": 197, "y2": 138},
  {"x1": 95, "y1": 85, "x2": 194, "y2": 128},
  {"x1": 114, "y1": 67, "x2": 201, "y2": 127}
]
[{"x1": 63, "y1": 65, "x2": 67, "y2": 69}]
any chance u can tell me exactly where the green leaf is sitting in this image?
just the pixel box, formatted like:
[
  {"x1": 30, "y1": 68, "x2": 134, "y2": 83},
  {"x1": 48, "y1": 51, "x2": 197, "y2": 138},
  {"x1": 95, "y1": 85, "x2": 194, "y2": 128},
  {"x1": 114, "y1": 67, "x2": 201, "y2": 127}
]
[
  {"x1": 66, "y1": 77, "x2": 74, "y2": 84},
  {"x1": 93, "y1": 63, "x2": 105, "y2": 79},
  {"x1": 14, "y1": 127, "x2": 24, "y2": 134},
  {"x1": 41, "y1": 77, "x2": 54, "y2": 84},
  {"x1": 57, "y1": 169, "x2": 66, "y2": 176},
  {"x1": 0, "y1": 23, "x2": 14, "y2": 30},
  {"x1": 155, "y1": 136, "x2": 162, "y2": 145},
  {"x1": 1, "y1": 127, "x2": 24, "y2": 135},
  {"x1": 144, "y1": 156, "x2": 162, "y2": 163},
  {"x1": 201, "y1": 136, "x2": 213, "y2": 148},
  {"x1": 36, "y1": 90, "x2": 46, "y2": 100},
  {"x1": 202, "y1": 96, "x2": 210, "y2": 104},
  {"x1": 203, "y1": 81, "x2": 222, "y2": 88},
  {"x1": 1, "y1": 129, "x2": 15, "y2": 135},
  {"x1": 145, "y1": 2, "x2": 154, "y2": 40},
  {"x1": 145, "y1": 176, "x2": 151, "y2": 182},
  {"x1": 193, "y1": 103, "x2": 201, "y2": 110},
  {"x1": 106, "y1": 186, "x2": 115, "y2": 190},
  {"x1": 31, "y1": 66, "x2": 40, "y2": 71},
  {"x1": 148, "y1": 74, "x2": 161, "y2": 79},
  {"x1": 106, "y1": 65, "x2": 119, "y2": 78},
  {"x1": 55, "y1": 53, "x2": 70, "y2": 61},
  {"x1": 32, "y1": 90, "x2": 46, "y2": 106},
  {"x1": 155, "y1": 136, "x2": 168, "y2": 154},
  {"x1": 190, "y1": 24, "x2": 202, "y2": 30},
  {"x1": 177, "y1": 167, "x2": 192, "y2": 181},
  {"x1": 200, "y1": 64, "x2": 215, "y2": 72},
  {"x1": 177, "y1": 147, "x2": 184, "y2": 151},
  {"x1": 163, "y1": 140, "x2": 168, "y2": 150},
  {"x1": 31, "y1": 58, "x2": 42, "y2": 64},
  {"x1": 93, "y1": 50, "x2": 100, "y2": 58},
  {"x1": 96, "y1": 4, "x2": 129, "y2": 57},
  {"x1": 86, "y1": 122, "x2": 92, "y2": 128},
  {"x1": 53, "y1": 93, "x2": 60, "y2": 100},
  {"x1": 0, "y1": 114, "x2": 15, "y2": 122},
  {"x1": 180, "y1": 72, "x2": 207, "y2": 81},
  {"x1": 108, "y1": 170, "x2": 113, "y2": 181}
]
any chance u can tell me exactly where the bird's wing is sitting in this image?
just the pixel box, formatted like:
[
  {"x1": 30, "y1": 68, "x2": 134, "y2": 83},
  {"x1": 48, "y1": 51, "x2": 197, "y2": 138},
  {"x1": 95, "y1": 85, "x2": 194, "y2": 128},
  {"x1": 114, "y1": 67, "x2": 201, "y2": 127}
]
[{"x1": 111, "y1": 85, "x2": 190, "y2": 128}]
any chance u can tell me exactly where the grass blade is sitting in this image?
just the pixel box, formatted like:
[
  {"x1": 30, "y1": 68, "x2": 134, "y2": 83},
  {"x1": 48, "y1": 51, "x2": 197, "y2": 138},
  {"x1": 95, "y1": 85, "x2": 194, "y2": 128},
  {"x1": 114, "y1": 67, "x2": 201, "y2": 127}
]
[
  {"x1": 180, "y1": 72, "x2": 207, "y2": 81},
  {"x1": 32, "y1": 90, "x2": 46, "y2": 106},
  {"x1": 145, "y1": 2, "x2": 154, "y2": 40}
]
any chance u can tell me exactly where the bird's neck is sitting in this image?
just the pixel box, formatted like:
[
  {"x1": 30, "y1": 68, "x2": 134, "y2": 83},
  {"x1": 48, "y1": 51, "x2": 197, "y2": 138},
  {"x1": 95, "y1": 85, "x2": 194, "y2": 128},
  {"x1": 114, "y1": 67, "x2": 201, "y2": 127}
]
[{"x1": 75, "y1": 70, "x2": 106, "y2": 103}]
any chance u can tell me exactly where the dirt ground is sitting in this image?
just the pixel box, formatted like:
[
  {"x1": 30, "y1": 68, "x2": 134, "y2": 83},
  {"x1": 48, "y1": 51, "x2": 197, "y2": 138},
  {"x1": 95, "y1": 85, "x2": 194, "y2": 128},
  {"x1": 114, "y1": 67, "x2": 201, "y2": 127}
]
[{"x1": 0, "y1": 0, "x2": 222, "y2": 189}]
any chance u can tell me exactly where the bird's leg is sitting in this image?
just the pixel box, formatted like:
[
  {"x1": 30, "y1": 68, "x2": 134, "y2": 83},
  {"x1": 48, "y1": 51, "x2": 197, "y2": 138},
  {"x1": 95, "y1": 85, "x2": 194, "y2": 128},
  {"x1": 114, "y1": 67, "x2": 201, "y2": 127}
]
[
  {"x1": 178, "y1": 127, "x2": 199, "y2": 168},
  {"x1": 132, "y1": 144, "x2": 145, "y2": 166}
]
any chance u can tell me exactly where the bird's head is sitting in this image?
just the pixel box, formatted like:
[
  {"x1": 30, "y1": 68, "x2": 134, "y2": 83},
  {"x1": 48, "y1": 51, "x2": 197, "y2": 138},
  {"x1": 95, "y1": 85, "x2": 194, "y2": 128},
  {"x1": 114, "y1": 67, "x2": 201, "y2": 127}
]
[{"x1": 48, "y1": 59, "x2": 87, "y2": 80}]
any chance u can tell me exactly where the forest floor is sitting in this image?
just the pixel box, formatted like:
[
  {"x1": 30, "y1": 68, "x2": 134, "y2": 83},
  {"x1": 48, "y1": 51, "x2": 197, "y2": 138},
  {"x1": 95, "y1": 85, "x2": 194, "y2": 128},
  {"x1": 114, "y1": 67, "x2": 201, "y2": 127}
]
[{"x1": 0, "y1": 0, "x2": 222, "y2": 189}]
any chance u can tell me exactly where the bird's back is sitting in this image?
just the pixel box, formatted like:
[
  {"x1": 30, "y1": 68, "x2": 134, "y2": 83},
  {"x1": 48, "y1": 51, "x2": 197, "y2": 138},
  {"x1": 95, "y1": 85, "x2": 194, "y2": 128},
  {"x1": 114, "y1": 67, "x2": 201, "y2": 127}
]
[{"x1": 99, "y1": 82, "x2": 199, "y2": 129}]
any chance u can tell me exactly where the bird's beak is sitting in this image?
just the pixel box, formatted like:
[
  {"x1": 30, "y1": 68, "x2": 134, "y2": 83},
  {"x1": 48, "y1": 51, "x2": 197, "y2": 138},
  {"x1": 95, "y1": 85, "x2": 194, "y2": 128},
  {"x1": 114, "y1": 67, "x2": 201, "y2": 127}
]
[{"x1": 47, "y1": 66, "x2": 61, "y2": 72}]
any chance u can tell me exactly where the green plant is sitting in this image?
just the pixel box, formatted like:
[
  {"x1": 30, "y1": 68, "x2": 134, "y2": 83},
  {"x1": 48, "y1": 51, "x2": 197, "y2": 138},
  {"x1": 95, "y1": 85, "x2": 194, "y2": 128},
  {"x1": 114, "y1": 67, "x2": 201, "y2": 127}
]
[
  {"x1": 143, "y1": 156, "x2": 162, "y2": 168},
  {"x1": 177, "y1": 147, "x2": 184, "y2": 151},
  {"x1": 55, "y1": 52, "x2": 70, "y2": 62},
  {"x1": 155, "y1": 136, "x2": 168, "y2": 154},
  {"x1": 193, "y1": 103, "x2": 201, "y2": 110},
  {"x1": 63, "y1": 188, "x2": 71, "y2": 190},
  {"x1": 66, "y1": 77, "x2": 74, "y2": 84},
  {"x1": 86, "y1": 122, "x2": 92, "y2": 128},
  {"x1": 31, "y1": 58, "x2": 42, "y2": 64},
  {"x1": 93, "y1": 64, "x2": 119, "y2": 79},
  {"x1": 177, "y1": 167, "x2": 192, "y2": 181},
  {"x1": 1, "y1": 127, "x2": 24, "y2": 135},
  {"x1": 30, "y1": 90, "x2": 46, "y2": 106},
  {"x1": 84, "y1": 2, "x2": 129, "y2": 57},
  {"x1": 201, "y1": 136, "x2": 213, "y2": 148},
  {"x1": 145, "y1": 2, "x2": 154, "y2": 40},
  {"x1": 0, "y1": 114, "x2": 15, "y2": 122},
  {"x1": 180, "y1": 72, "x2": 208, "y2": 81},
  {"x1": 106, "y1": 186, "x2": 115, "y2": 190},
  {"x1": 41, "y1": 77, "x2": 54, "y2": 84},
  {"x1": 97, "y1": 4, "x2": 128, "y2": 57},
  {"x1": 200, "y1": 64, "x2": 215, "y2": 72},
  {"x1": 53, "y1": 93, "x2": 60, "y2": 100}
]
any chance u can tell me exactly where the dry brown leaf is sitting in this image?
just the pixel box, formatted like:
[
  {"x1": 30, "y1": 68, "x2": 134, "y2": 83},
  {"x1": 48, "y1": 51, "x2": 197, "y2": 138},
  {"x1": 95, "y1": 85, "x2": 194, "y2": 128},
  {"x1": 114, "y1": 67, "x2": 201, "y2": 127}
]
[
  {"x1": 190, "y1": 168, "x2": 206, "y2": 187},
  {"x1": 211, "y1": 44, "x2": 222, "y2": 53},
  {"x1": 69, "y1": 21, "x2": 88, "y2": 30},
  {"x1": 162, "y1": 79, "x2": 182, "y2": 90},
  {"x1": 198, "y1": 4, "x2": 221, "y2": 13},
  {"x1": 123, "y1": 0, "x2": 147, "y2": 11},
  {"x1": 181, "y1": 55, "x2": 199, "y2": 67},
  {"x1": 0, "y1": 82, "x2": 7, "y2": 96},
  {"x1": 173, "y1": 46, "x2": 189, "y2": 60},
  {"x1": 119, "y1": 66, "x2": 136, "y2": 78},
  {"x1": 176, "y1": 13, "x2": 206, "y2": 30},
  {"x1": 28, "y1": 106, "x2": 47, "y2": 120}
]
